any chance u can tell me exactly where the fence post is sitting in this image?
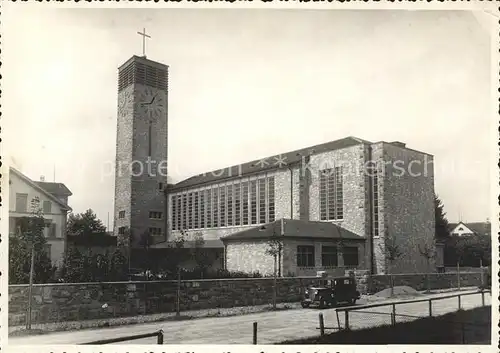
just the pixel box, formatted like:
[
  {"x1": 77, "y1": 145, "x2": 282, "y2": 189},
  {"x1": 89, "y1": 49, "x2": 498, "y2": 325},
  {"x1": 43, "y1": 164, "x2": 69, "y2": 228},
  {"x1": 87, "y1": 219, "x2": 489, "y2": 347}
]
[
  {"x1": 391, "y1": 304, "x2": 396, "y2": 326},
  {"x1": 319, "y1": 313, "x2": 325, "y2": 336},
  {"x1": 344, "y1": 310, "x2": 350, "y2": 330},
  {"x1": 428, "y1": 299, "x2": 432, "y2": 317},
  {"x1": 461, "y1": 322, "x2": 465, "y2": 344},
  {"x1": 457, "y1": 262, "x2": 461, "y2": 290},
  {"x1": 157, "y1": 330, "x2": 164, "y2": 344},
  {"x1": 481, "y1": 291, "x2": 485, "y2": 306},
  {"x1": 176, "y1": 268, "x2": 181, "y2": 317},
  {"x1": 253, "y1": 322, "x2": 257, "y2": 344},
  {"x1": 458, "y1": 294, "x2": 461, "y2": 310}
]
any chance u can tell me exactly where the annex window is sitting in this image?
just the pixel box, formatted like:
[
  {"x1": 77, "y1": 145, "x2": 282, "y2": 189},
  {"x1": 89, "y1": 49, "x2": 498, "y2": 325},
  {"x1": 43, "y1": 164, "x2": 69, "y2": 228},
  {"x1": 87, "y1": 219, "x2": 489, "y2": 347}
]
[
  {"x1": 149, "y1": 211, "x2": 162, "y2": 219},
  {"x1": 343, "y1": 246, "x2": 359, "y2": 267},
  {"x1": 321, "y1": 246, "x2": 338, "y2": 267},
  {"x1": 258, "y1": 178, "x2": 266, "y2": 224},
  {"x1": 297, "y1": 245, "x2": 315, "y2": 267},
  {"x1": 242, "y1": 181, "x2": 249, "y2": 225}
]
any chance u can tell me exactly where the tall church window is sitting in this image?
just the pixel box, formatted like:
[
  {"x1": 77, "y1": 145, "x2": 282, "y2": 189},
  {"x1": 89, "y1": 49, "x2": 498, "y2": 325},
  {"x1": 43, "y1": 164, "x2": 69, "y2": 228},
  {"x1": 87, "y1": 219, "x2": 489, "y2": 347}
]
[
  {"x1": 171, "y1": 198, "x2": 177, "y2": 230},
  {"x1": 200, "y1": 190, "x2": 205, "y2": 228},
  {"x1": 227, "y1": 184, "x2": 233, "y2": 226},
  {"x1": 177, "y1": 195, "x2": 182, "y2": 231},
  {"x1": 319, "y1": 168, "x2": 344, "y2": 221},
  {"x1": 188, "y1": 192, "x2": 193, "y2": 229},
  {"x1": 234, "y1": 182, "x2": 241, "y2": 226},
  {"x1": 250, "y1": 180, "x2": 257, "y2": 225},
  {"x1": 213, "y1": 188, "x2": 219, "y2": 227},
  {"x1": 242, "y1": 181, "x2": 249, "y2": 225},
  {"x1": 220, "y1": 186, "x2": 226, "y2": 227},
  {"x1": 194, "y1": 192, "x2": 199, "y2": 229},
  {"x1": 268, "y1": 176, "x2": 275, "y2": 222},
  {"x1": 182, "y1": 194, "x2": 187, "y2": 230},
  {"x1": 258, "y1": 178, "x2": 266, "y2": 224},
  {"x1": 206, "y1": 189, "x2": 212, "y2": 228},
  {"x1": 373, "y1": 169, "x2": 379, "y2": 237}
]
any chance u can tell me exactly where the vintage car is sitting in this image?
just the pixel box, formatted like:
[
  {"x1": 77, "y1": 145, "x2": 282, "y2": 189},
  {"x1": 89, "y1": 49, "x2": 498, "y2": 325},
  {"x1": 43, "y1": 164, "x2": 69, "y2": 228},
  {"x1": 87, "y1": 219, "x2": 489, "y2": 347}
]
[{"x1": 301, "y1": 274, "x2": 361, "y2": 309}]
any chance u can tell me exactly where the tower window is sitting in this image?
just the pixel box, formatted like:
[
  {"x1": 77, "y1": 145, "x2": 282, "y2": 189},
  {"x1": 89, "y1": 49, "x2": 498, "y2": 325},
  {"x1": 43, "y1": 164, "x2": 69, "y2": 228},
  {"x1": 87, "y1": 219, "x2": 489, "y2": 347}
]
[
  {"x1": 118, "y1": 227, "x2": 126, "y2": 235},
  {"x1": 149, "y1": 211, "x2": 163, "y2": 219},
  {"x1": 119, "y1": 211, "x2": 126, "y2": 219}
]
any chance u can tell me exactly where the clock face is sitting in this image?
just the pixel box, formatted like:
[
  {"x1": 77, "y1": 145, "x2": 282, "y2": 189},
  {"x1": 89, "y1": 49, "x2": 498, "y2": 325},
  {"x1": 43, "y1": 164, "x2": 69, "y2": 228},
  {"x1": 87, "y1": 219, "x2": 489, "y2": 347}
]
[
  {"x1": 118, "y1": 89, "x2": 133, "y2": 117},
  {"x1": 137, "y1": 86, "x2": 166, "y2": 120}
]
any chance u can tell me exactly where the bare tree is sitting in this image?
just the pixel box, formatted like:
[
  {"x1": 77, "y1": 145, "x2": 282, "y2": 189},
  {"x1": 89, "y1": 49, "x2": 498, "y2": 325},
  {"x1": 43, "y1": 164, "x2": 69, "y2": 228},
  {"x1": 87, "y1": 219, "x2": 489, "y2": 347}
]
[
  {"x1": 379, "y1": 230, "x2": 404, "y2": 297},
  {"x1": 418, "y1": 242, "x2": 436, "y2": 293},
  {"x1": 265, "y1": 229, "x2": 283, "y2": 309}
]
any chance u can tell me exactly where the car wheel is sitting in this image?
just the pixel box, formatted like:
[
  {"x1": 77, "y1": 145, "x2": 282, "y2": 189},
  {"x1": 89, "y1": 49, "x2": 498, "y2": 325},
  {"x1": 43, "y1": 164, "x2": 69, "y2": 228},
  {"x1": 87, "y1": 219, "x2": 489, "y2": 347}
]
[
  {"x1": 301, "y1": 302, "x2": 310, "y2": 308},
  {"x1": 350, "y1": 299, "x2": 357, "y2": 305},
  {"x1": 319, "y1": 299, "x2": 326, "y2": 309}
]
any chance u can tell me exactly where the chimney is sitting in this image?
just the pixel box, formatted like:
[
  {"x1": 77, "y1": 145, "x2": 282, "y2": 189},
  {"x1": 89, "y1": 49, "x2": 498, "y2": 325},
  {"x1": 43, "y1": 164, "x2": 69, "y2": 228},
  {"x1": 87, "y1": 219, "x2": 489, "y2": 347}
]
[{"x1": 40, "y1": 175, "x2": 45, "y2": 182}]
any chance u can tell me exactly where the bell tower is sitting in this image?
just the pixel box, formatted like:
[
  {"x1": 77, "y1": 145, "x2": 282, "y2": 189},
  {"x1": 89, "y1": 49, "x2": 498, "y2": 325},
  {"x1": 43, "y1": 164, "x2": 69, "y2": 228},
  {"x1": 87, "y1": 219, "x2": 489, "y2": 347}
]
[{"x1": 114, "y1": 54, "x2": 169, "y2": 248}]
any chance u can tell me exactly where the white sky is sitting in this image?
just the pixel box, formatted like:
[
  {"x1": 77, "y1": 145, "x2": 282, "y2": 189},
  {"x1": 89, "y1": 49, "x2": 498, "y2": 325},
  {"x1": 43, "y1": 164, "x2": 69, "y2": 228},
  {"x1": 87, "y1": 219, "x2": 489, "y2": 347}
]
[{"x1": 3, "y1": 7, "x2": 493, "y2": 229}]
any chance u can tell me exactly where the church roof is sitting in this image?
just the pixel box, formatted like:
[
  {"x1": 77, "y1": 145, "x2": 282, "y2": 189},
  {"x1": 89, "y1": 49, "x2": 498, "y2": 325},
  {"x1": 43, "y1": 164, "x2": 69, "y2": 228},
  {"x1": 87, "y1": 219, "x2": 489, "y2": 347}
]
[
  {"x1": 221, "y1": 218, "x2": 364, "y2": 242},
  {"x1": 169, "y1": 136, "x2": 369, "y2": 191}
]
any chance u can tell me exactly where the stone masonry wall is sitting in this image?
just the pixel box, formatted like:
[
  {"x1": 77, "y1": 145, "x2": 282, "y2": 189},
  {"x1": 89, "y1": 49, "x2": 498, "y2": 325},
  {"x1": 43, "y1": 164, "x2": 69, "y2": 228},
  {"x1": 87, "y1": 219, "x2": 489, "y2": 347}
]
[
  {"x1": 225, "y1": 240, "x2": 275, "y2": 275},
  {"x1": 371, "y1": 143, "x2": 435, "y2": 274},
  {"x1": 9, "y1": 272, "x2": 482, "y2": 327}
]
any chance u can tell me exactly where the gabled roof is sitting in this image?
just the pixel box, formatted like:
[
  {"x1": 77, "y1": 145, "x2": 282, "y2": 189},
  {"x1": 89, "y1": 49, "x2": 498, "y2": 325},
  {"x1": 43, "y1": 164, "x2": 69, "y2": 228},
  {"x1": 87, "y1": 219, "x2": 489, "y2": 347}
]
[
  {"x1": 34, "y1": 181, "x2": 72, "y2": 196},
  {"x1": 169, "y1": 136, "x2": 369, "y2": 191},
  {"x1": 449, "y1": 221, "x2": 491, "y2": 237},
  {"x1": 10, "y1": 167, "x2": 72, "y2": 211},
  {"x1": 221, "y1": 218, "x2": 365, "y2": 242}
]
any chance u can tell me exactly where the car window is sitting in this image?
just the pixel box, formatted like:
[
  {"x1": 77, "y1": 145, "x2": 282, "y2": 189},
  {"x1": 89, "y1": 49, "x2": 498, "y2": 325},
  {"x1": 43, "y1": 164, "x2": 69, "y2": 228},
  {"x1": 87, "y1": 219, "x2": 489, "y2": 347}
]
[{"x1": 344, "y1": 279, "x2": 350, "y2": 285}]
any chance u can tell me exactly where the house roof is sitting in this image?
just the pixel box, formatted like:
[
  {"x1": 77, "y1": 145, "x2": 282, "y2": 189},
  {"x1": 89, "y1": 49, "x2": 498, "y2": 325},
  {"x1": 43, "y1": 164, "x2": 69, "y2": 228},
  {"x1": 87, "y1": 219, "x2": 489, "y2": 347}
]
[
  {"x1": 34, "y1": 181, "x2": 72, "y2": 196},
  {"x1": 449, "y1": 221, "x2": 491, "y2": 237},
  {"x1": 221, "y1": 218, "x2": 365, "y2": 242},
  {"x1": 10, "y1": 167, "x2": 72, "y2": 211},
  {"x1": 168, "y1": 136, "x2": 368, "y2": 191}
]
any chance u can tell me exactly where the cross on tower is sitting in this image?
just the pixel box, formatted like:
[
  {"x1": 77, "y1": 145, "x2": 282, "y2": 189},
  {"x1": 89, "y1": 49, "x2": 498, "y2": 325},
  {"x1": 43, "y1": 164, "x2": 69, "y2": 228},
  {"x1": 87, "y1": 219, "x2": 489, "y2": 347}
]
[{"x1": 137, "y1": 28, "x2": 151, "y2": 57}]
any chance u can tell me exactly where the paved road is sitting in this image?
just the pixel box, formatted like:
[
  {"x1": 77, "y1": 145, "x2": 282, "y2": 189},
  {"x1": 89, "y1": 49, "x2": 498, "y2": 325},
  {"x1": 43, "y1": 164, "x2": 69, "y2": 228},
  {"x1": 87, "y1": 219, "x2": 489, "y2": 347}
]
[{"x1": 8, "y1": 290, "x2": 491, "y2": 345}]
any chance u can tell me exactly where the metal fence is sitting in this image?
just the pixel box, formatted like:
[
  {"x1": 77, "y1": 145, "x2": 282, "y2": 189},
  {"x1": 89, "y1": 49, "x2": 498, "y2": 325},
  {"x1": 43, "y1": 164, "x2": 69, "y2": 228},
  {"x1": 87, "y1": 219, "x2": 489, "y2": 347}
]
[
  {"x1": 81, "y1": 329, "x2": 164, "y2": 344},
  {"x1": 316, "y1": 290, "x2": 491, "y2": 343}
]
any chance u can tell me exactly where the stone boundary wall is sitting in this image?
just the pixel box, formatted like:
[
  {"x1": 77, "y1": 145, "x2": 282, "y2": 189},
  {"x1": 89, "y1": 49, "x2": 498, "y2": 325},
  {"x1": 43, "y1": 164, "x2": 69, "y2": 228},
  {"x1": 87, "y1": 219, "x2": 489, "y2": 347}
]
[{"x1": 9, "y1": 273, "x2": 482, "y2": 326}]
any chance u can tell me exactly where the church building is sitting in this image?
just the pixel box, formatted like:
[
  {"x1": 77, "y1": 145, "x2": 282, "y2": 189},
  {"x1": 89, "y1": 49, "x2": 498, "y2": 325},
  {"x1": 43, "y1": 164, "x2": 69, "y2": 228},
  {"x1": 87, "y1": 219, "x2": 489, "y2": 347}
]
[{"x1": 114, "y1": 54, "x2": 437, "y2": 276}]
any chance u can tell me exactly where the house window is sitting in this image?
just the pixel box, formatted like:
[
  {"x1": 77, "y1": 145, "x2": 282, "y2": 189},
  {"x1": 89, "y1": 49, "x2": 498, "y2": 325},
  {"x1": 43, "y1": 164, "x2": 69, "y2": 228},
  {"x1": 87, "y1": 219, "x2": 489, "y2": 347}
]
[
  {"x1": 149, "y1": 211, "x2": 162, "y2": 219},
  {"x1": 206, "y1": 189, "x2": 212, "y2": 228},
  {"x1": 149, "y1": 227, "x2": 162, "y2": 236},
  {"x1": 50, "y1": 223, "x2": 57, "y2": 238},
  {"x1": 226, "y1": 185, "x2": 233, "y2": 226},
  {"x1": 15, "y1": 193, "x2": 28, "y2": 213},
  {"x1": 119, "y1": 210, "x2": 126, "y2": 219},
  {"x1": 118, "y1": 227, "x2": 126, "y2": 235},
  {"x1": 219, "y1": 186, "x2": 226, "y2": 227},
  {"x1": 297, "y1": 245, "x2": 315, "y2": 267},
  {"x1": 213, "y1": 188, "x2": 219, "y2": 227},
  {"x1": 258, "y1": 178, "x2": 266, "y2": 224},
  {"x1": 268, "y1": 176, "x2": 275, "y2": 222},
  {"x1": 321, "y1": 246, "x2": 338, "y2": 267},
  {"x1": 343, "y1": 246, "x2": 359, "y2": 267},
  {"x1": 200, "y1": 191, "x2": 205, "y2": 228},
  {"x1": 250, "y1": 180, "x2": 257, "y2": 225},
  {"x1": 319, "y1": 168, "x2": 344, "y2": 221},
  {"x1": 194, "y1": 191, "x2": 199, "y2": 228},
  {"x1": 43, "y1": 201, "x2": 52, "y2": 214},
  {"x1": 373, "y1": 169, "x2": 379, "y2": 237},
  {"x1": 234, "y1": 182, "x2": 241, "y2": 226},
  {"x1": 242, "y1": 181, "x2": 249, "y2": 225}
]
